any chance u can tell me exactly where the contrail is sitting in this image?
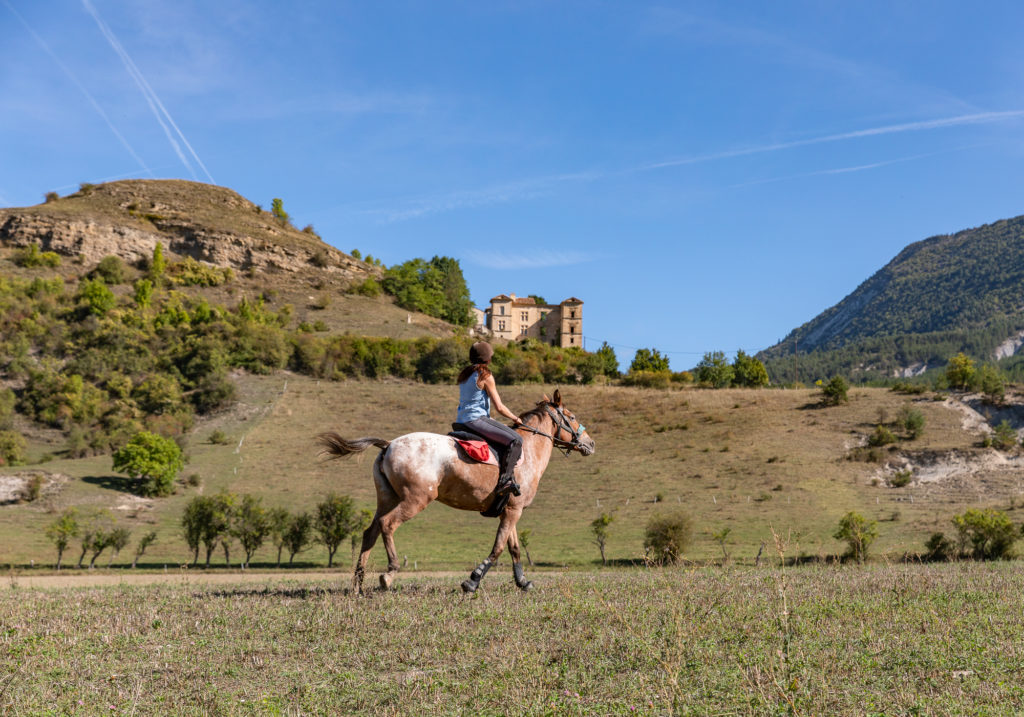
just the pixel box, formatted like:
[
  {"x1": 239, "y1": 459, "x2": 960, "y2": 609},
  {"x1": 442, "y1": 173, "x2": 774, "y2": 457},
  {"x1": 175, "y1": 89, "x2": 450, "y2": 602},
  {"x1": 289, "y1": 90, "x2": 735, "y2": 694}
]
[
  {"x1": 637, "y1": 110, "x2": 1024, "y2": 172},
  {"x1": 2, "y1": 0, "x2": 152, "y2": 175},
  {"x1": 81, "y1": 0, "x2": 215, "y2": 184}
]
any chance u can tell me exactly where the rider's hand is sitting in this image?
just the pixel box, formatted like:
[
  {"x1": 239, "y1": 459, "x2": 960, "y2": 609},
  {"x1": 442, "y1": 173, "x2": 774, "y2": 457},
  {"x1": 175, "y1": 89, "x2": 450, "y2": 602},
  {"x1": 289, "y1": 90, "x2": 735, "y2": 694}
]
[{"x1": 513, "y1": 415, "x2": 523, "y2": 425}]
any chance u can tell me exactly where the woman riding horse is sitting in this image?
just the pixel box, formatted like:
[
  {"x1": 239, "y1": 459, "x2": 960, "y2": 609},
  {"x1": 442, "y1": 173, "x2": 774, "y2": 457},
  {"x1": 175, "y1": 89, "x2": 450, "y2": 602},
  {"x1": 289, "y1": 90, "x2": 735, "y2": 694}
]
[{"x1": 456, "y1": 342, "x2": 523, "y2": 496}]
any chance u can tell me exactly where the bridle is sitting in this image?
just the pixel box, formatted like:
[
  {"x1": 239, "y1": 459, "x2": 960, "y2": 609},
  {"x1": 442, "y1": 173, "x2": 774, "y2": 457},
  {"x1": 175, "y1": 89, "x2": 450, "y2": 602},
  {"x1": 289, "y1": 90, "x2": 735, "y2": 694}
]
[{"x1": 518, "y1": 403, "x2": 589, "y2": 457}]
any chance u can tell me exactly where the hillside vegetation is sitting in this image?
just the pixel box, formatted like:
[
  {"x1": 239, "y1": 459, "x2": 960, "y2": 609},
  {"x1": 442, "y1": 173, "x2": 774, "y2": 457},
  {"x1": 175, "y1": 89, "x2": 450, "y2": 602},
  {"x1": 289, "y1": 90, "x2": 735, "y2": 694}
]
[
  {"x1": 4, "y1": 376, "x2": 1024, "y2": 570},
  {"x1": 760, "y1": 215, "x2": 1024, "y2": 382}
]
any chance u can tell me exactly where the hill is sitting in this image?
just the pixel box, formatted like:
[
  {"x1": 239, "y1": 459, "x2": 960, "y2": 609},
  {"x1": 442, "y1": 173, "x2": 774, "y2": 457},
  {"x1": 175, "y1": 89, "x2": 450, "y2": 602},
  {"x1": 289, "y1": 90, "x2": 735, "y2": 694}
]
[
  {"x1": 759, "y1": 215, "x2": 1024, "y2": 382},
  {"x1": 4, "y1": 378, "x2": 1024, "y2": 570}
]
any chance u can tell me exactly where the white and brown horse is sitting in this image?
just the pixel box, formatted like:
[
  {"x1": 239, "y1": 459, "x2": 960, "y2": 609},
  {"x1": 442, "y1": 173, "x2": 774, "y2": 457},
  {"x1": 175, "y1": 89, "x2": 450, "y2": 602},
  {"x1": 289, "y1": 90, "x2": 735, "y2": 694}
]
[{"x1": 318, "y1": 390, "x2": 594, "y2": 593}]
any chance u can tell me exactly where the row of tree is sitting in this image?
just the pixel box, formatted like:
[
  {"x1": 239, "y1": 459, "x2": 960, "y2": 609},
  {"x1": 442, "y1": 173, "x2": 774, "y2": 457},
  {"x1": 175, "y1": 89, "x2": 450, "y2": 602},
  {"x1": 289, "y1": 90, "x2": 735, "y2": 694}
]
[
  {"x1": 45, "y1": 508, "x2": 157, "y2": 570},
  {"x1": 180, "y1": 492, "x2": 371, "y2": 569}
]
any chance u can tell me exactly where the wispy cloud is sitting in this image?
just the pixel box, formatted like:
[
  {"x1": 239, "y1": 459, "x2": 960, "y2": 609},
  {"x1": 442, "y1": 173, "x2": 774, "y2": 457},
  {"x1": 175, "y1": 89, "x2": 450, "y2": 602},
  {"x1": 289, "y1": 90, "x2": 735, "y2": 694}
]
[
  {"x1": 636, "y1": 111, "x2": 1024, "y2": 172},
  {"x1": 2, "y1": 0, "x2": 152, "y2": 175},
  {"x1": 82, "y1": 0, "x2": 215, "y2": 183},
  {"x1": 728, "y1": 147, "x2": 979, "y2": 189},
  {"x1": 465, "y1": 250, "x2": 596, "y2": 270},
  {"x1": 362, "y1": 171, "x2": 599, "y2": 223}
]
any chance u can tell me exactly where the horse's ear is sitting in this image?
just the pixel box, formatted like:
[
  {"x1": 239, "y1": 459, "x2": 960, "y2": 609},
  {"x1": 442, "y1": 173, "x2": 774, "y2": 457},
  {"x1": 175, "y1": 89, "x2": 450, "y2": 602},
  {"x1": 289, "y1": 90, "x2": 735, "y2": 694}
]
[
  {"x1": 541, "y1": 393, "x2": 550, "y2": 403},
  {"x1": 553, "y1": 389, "x2": 562, "y2": 406}
]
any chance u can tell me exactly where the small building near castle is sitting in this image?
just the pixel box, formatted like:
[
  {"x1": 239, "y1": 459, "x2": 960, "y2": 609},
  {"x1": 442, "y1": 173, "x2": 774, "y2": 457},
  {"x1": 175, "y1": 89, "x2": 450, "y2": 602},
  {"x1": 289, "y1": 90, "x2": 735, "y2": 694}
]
[{"x1": 479, "y1": 294, "x2": 583, "y2": 348}]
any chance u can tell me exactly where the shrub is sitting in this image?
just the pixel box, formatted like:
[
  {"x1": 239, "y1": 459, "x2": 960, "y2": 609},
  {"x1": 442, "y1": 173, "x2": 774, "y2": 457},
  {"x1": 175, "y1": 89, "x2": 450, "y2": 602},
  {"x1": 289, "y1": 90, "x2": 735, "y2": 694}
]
[
  {"x1": 90, "y1": 256, "x2": 126, "y2": 285},
  {"x1": 977, "y1": 364, "x2": 1005, "y2": 404},
  {"x1": 819, "y1": 375, "x2": 849, "y2": 406},
  {"x1": 0, "y1": 430, "x2": 26, "y2": 466},
  {"x1": 76, "y1": 279, "x2": 116, "y2": 317},
  {"x1": 20, "y1": 473, "x2": 44, "y2": 502},
  {"x1": 350, "y1": 249, "x2": 362, "y2": 259},
  {"x1": 208, "y1": 430, "x2": 230, "y2": 445},
  {"x1": 591, "y1": 512, "x2": 614, "y2": 566},
  {"x1": 631, "y1": 348, "x2": 670, "y2": 373},
  {"x1": 991, "y1": 420, "x2": 1017, "y2": 450},
  {"x1": 924, "y1": 532, "x2": 953, "y2": 562},
  {"x1": 833, "y1": 511, "x2": 877, "y2": 562},
  {"x1": 271, "y1": 198, "x2": 290, "y2": 226},
  {"x1": 309, "y1": 250, "x2": 329, "y2": 267},
  {"x1": 731, "y1": 350, "x2": 769, "y2": 387},
  {"x1": 112, "y1": 431, "x2": 185, "y2": 497},
  {"x1": 867, "y1": 425, "x2": 897, "y2": 447},
  {"x1": 44, "y1": 191, "x2": 59, "y2": 203},
  {"x1": 14, "y1": 244, "x2": 61, "y2": 268},
  {"x1": 889, "y1": 469, "x2": 912, "y2": 488},
  {"x1": 952, "y1": 508, "x2": 1017, "y2": 560},
  {"x1": 417, "y1": 340, "x2": 464, "y2": 384},
  {"x1": 898, "y1": 405, "x2": 925, "y2": 439},
  {"x1": 168, "y1": 257, "x2": 233, "y2": 287},
  {"x1": 621, "y1": 370, "x2": 671, "y2": 389},
  {"x1": 643, "y1": 511, "x2": 692, "y2": 565},
  {"x1": 353, "y1": 277, "x2": 381, "y2": 297}
]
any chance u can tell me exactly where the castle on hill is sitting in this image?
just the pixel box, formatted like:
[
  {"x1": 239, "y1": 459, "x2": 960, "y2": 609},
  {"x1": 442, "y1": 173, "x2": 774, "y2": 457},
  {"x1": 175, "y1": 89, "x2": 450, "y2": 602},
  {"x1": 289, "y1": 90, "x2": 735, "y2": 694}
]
[{"x1": 472, "y1": 294, "x2": 583, "y2": 348}]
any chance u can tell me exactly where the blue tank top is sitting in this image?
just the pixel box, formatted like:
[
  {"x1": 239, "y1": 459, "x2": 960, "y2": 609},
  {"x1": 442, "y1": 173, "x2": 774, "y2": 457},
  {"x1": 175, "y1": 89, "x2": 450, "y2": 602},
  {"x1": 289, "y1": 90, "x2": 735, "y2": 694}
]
[{"x1": 457, "y1": 370, "x2": 490, "y2": 423}]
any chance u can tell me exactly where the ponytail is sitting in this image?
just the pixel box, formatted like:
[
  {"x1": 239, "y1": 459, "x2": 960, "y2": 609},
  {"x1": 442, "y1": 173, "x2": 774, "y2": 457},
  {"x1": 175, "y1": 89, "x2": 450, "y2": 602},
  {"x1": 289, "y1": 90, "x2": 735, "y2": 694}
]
[{"x1": 457, "y1": 363, "x2": 491, "y2": 385}]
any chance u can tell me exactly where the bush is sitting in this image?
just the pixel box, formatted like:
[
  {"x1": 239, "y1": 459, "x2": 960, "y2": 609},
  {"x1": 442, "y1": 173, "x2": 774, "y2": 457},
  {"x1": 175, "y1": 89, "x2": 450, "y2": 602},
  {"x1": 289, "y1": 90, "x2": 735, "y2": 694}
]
[
  {"x1": 952, "y1": 508, "x2": 1017, "y2": 560},
  {"x1": 168, "y1": 257, "x2": 233, "y2": 287},
  {"x1": 208, "y1": 430, "x2": 230, "y2": 445},
  {"x1": 76, "y1": 279, "x2": 116, "y2": 317},
  {"x1": 417, "y1": 339, "x2": 464, "y2": 384},
  {"x1": 90, "y1": 256, "x2": 126, "y2": 285},
  {"x1": 643, "y1": 511, "x2": 692, "y2": 565},
  {"x1": 732, "y1": 350, "x2": 769, "y2": 387},
  {"x1": 924, "y1": 532, "x2": 953, "y2": 561},
  {"x1": 0, "y1": 430, "x2": 27, "y2": 466},
  {"x1": 867, "y1": 425, "x2": 897, "y2": 447},
  {"x1": 44, "y1": 191, "x2": 59, "y2": 203},
  {"x1": 819, "y1": 375, "x2": 849, "y2": 406},
  {"x1": 832, "y1": 511, "x2": 877, "y2": 562},
  {"x1": 898, "y1": 405, "x2": 925, "y2": 439},
  {"x1": 621, "y1": 370, "x2": 671, "y2": 389},
  {"x1": 991, "y1": 420, "x2": 1017, "y2": 450},
  {"x1": 14, "y1": 244, "x2": 61, "y2": 268},
  {"x1": 631, "y1": 348, "x2": 670, "y2": 373},
  {"x1": 353, "y1": 277, "x2": 381, "y2": 297},
  {"x1": 889, "y1": 469, "x2": 912, "y2": 488}
]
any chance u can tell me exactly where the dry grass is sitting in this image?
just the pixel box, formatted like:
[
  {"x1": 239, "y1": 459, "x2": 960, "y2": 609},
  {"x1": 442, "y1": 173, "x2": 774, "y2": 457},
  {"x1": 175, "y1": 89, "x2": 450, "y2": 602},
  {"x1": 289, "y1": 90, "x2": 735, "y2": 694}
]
[
  {"x1": 4, "y1": 377, "x2": 1023, "y2": 573},
  {"x1": 3, "y1": 563, "x2": 1024, "y2": 714}
]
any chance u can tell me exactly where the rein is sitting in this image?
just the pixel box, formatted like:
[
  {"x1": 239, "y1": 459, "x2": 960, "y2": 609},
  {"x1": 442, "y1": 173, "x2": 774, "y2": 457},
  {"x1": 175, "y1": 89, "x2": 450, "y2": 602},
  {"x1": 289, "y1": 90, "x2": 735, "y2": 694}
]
[{"x1": 517, "y1": 404, "x2": 587, "y2": 457}]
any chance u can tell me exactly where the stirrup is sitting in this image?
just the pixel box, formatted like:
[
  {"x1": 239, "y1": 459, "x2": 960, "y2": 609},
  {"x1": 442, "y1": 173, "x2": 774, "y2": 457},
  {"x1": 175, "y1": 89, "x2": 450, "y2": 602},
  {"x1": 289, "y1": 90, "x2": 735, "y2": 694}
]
[{"x1": 497, "y1": 479, "x2": 521, "y2": 497}]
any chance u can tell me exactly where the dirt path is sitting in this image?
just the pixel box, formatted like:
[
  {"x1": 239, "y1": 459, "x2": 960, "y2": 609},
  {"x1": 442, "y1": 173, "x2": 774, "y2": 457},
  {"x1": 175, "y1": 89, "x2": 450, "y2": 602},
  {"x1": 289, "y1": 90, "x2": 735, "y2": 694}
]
[{"x1": 9, "y1": 569, "x2": 466, "y2": 589}]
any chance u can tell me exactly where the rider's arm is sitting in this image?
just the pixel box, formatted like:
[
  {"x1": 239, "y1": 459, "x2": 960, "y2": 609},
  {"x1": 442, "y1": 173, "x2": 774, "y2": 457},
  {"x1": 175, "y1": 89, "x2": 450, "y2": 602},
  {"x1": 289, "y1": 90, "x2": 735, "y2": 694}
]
[{"x1": 482, "y1": 374, "x2": 522, "y2": 424}]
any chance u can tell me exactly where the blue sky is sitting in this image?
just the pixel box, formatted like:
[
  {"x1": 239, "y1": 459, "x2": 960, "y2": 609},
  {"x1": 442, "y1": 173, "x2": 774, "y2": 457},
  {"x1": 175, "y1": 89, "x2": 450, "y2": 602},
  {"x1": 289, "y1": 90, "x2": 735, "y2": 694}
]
[{"x1": 3, "y1": 1, "x2": 1024, "y2": 370}]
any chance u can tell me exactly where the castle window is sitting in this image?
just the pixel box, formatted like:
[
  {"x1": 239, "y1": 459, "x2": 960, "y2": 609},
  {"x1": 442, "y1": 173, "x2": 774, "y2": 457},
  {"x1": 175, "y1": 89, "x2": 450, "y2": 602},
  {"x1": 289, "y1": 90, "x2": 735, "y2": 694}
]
[
  {"x1": 521, "y1": 311, "x2": 529, "y2": 322},
  {"x1": 498, "y1": 320, "x2": 506, "y2": 331},
  {"x1": 571, "y1": 310, "x2": 576, "y2": 318},
  {"x1": 570, "y1": 325, "x2": 575, "y2": 334},
  {"x1": 499, "y1": 306, "x2": 505, "y2": 315},
  {"x1": 540, "y1": 311, "x2": 547, "y2": 320},
  {"x1": 570, "y1": 337, "x2": 574, "y2": 344}
]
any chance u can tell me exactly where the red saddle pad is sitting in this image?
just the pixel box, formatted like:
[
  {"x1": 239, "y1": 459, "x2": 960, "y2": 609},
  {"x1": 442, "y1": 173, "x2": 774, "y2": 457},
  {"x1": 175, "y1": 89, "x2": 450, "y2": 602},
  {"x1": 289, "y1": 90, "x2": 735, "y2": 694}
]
[{"x1": 455, "y1": 439, "x2": 490, "y2": 462}]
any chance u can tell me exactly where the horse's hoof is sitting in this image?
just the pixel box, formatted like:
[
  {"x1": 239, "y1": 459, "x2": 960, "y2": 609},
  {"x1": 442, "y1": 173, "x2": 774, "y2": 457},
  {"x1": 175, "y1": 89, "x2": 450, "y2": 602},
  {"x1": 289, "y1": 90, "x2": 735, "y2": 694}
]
[
  {"x1": 379, "y1": 573, "x2": 394, "y2": 590},
  {"x1": 461, "y1": 579, "x2": 479, "y2": 593},
  {"x1": 518, "y1": 580, "x2": 534, "y2": 592}
]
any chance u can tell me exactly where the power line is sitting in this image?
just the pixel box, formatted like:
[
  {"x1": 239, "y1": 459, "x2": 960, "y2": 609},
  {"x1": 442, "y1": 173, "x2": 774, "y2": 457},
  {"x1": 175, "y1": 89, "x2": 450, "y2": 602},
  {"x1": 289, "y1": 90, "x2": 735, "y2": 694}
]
[{"x1": 583, "y1": 336, "x2": 742, "y2": 357}]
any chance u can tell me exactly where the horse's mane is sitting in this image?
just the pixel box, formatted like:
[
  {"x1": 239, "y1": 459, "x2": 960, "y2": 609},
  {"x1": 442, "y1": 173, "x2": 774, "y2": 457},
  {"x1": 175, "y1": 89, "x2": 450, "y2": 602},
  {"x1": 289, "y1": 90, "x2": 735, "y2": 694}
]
[{"x1": 518, "y1": 400, "x2": 554, "y2": 425}]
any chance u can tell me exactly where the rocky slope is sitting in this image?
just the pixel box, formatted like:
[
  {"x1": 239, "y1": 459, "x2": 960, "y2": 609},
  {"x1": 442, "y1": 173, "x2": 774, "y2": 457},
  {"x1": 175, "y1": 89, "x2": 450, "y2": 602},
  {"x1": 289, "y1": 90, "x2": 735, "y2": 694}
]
[{"x1": 0, "y1": 179, "x2": 376, "y2": 282}]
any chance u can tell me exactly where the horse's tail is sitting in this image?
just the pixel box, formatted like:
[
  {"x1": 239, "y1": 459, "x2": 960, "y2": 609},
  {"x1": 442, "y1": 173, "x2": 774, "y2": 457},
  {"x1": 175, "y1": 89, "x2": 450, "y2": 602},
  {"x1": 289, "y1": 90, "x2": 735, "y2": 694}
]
[{"x1": 317, "y1": 432, "x2": 391, "y2": 459}]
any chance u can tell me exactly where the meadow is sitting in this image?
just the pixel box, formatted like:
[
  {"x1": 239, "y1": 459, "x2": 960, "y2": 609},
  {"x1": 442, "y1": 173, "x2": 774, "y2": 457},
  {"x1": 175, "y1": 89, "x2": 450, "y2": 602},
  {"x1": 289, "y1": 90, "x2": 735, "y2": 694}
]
[
  {"x1": 3, "y1": 561, "x2": 1024, "y2": 715},
  {"x1": 4, "y1": 376, "x2": 1023, "y2": 572}
]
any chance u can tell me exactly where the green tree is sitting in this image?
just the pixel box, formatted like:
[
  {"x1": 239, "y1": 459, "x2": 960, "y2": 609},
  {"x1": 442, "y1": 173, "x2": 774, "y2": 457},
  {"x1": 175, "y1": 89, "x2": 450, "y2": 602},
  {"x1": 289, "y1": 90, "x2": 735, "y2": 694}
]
[
  {"x1": 595, "y1": 342, "x2": 620, "y2": 377},
  {"x1": 315, "y1": 493, "x2": 356, "y2": 567},
  {"x1": 284, "y1": 511, "x2": 313, "y2": 565},
  {"x1": 232, "y1": 494, "x2": 270, "y2": 568},
  {"x1": 132, "y1": 531, "x2": 157, "y2": 568},
  {"x1": 149, "y1": 242, "x2": 166, "y2": 283},
  {"x1": 518, "y1": 528, "x2": 534, "y2": 566},
  {"x1": 45, "y1": 509, "x2": 78, "y2": 570},
  {"x1": 977, "y1": 363, "x2": 1005, "y2": 404},
  {"x1": 267, "y1": 507, "x2": 291, "y2": 567},
  {"x1": 381, "y1": 256, "x2": 473, "y2": 326},
  {"x1": 0, "y1": 430, "x2": 26, "y2": 466},
  {"x1": 182, "y1": 496, "x2": 208, "y2": 566},
  {"x1": 133, "y1": 278, "x2": 153, "y2": 308},
  {"x1": 833, "y1": 511, "x2": 877, "y2": 563},
  {"x1": 991, "y1": 420, "x2": 1017, "y2": 450},
  {"x1": 107, "y1": 526, "x2": 132, "y2": 566},
  {"x1": 946, "y1": 352, "x2": 975, "y2": 390},
  {"x1": 953, "y1": 508, "x2": 1017, "y2": 560},
  {"x1": 591, "y1": 512, "x2": 614, "y2": 565},
  {"x1": 696, "y1": 351, "x2": 734, "y2": 388},
  {"x1": 732, "y1": 350, "x2": 769, "y2": 387},
  {"x1": 630, "y1": 348, "x2": 670, "y2": 373},
  {"x1": 271, "y1": 197, "x2": 290, "y2": 225},
  {"x1": 112, "y1": 431, "x2": 185, "y2": 497},
  {"x1": 90, "y1": 256, "x2": 126, "y2": 285}
]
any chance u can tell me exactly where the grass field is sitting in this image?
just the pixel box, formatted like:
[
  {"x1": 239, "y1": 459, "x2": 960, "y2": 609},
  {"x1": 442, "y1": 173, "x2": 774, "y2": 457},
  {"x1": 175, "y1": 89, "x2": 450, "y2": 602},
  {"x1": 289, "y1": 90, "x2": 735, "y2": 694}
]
[
  {"x1": 3, "y1": 376, "x2": 1023, "y2": 573},
  {"x1": 3, "y1": 561, "x2": 1024, "y2": 715}
]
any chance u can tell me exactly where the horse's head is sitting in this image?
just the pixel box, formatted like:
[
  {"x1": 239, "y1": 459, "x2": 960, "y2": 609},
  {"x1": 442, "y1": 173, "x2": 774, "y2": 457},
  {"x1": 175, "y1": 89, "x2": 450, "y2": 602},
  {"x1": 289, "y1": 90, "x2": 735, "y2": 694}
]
[{"x1": 541, "y1": 389, "x2": 595, "y2": 456}]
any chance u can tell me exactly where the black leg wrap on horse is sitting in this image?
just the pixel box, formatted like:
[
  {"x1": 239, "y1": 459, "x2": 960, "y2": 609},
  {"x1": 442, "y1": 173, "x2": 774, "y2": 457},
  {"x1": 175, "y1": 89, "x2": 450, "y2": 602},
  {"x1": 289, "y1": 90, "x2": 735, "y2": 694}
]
[
  {"x1": 513, "y1": 562, "x2": 533, "y2": 591},
  {"x1": 470, "y1": 559, "x2": 492, "y2": 582}
]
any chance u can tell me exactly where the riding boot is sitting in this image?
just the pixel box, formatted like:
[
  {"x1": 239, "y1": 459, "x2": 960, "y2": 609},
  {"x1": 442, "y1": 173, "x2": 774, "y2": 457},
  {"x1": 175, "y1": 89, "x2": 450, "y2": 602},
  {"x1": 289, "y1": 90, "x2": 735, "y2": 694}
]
[{"x1": 496, "y1": 455, "x2": 521, "y2": 496}]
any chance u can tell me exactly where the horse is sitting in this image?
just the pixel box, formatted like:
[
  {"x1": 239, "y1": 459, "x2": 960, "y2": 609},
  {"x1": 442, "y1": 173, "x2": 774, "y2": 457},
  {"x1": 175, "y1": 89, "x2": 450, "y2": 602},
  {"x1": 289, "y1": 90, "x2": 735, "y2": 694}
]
[{"x1": 317, "y1": 389, "x2": 595, "y2": 594}]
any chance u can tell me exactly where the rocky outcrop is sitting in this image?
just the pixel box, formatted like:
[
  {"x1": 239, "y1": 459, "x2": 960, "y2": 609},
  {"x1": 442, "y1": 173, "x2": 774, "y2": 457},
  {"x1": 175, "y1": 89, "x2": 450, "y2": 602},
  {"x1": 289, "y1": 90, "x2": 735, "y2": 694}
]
[{"x1": 0, "y1": 180, "x2": 379, "y2": 283}]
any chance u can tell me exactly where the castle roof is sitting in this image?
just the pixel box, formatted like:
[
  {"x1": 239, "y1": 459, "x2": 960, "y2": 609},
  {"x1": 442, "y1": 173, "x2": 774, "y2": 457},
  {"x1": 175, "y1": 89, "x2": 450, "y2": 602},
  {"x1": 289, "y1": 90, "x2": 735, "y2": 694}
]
[
  {"x1": 561, "y1": 297, "x2": 583, "y2": 305},
  {"x1": 490, "y1": 294, "x2": 513, "y2": 302},
  {"x1": 511, "y1": 297, "x2": 537, "y2": 306}
]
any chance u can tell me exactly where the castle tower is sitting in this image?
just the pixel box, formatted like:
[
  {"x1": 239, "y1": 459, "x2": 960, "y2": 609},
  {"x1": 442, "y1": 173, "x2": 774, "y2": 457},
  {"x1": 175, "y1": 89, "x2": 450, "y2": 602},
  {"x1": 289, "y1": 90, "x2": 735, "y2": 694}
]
[{"x1": 559, "y1": 297, "x2": 583, "y2": 348}]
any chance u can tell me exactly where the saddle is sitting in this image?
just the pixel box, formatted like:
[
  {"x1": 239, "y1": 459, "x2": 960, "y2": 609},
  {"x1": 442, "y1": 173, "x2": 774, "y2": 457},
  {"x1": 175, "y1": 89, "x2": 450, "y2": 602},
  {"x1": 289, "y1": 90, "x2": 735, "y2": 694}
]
[
  {"x1": 449, "y1": 422, "x2": 514, "y2": 518},
  {"x1": 449, "y1": 422, "x2": 504, "y2": 467}
]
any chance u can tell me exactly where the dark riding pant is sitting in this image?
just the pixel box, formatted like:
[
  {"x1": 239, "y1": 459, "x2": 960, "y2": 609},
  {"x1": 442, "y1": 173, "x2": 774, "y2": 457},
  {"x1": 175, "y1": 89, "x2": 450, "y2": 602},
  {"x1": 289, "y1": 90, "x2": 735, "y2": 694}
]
[{"x1": 463, "y1": 417, "x2": 522, "y2": 483}]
